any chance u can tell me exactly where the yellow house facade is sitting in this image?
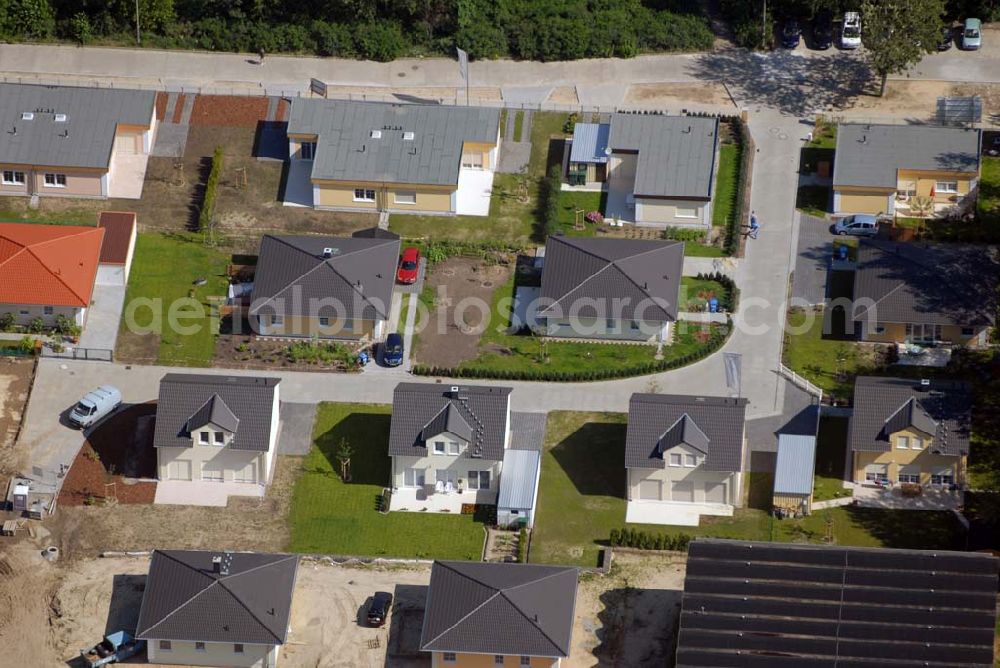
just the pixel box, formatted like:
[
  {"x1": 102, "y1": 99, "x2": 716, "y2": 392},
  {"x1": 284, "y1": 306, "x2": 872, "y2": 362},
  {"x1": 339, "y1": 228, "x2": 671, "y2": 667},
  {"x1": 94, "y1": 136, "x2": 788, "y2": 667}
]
[{"x1": 853, "y1": 427, "x2": 965, "y2": 487}]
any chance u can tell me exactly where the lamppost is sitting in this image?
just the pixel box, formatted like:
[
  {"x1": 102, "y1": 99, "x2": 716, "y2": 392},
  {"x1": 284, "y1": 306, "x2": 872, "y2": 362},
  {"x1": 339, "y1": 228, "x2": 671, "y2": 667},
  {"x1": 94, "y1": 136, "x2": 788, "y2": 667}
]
[{"x1": 136, "y1": 0, "x2": 141, "y2": 45}]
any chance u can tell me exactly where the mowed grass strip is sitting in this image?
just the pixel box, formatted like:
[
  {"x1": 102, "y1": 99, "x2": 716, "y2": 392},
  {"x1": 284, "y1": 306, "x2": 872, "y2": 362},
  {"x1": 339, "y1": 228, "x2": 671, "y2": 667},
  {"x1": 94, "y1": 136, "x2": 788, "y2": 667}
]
[{"x1": 289, "y1": 403, "x2": 486, "y2": 560}]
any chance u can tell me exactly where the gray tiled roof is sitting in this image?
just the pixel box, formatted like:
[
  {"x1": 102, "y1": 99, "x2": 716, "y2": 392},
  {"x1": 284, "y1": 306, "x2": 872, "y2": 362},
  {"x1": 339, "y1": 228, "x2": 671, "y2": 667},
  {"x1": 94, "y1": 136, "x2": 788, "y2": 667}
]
[
  {"x1": 0, "y1": 83, "x2": 154, "y2": 169},
  {"x1": 249, "y1": 234, "x2": 399, "y2": 321},
  {"x1": 538, "y1": 237, "x2": 684, "y2": 323},
  {"x1": 288, "y1": 99, "x2": 500, "y2": 186},
  {"x1": 833, "y1": 123, "x2": 981, "y2": 189},
  {"x1": 608, "y1": 114, "x2": 718, "y2": 199},
  {"x1": 853, "y1": 240, "x2": 998, "y2": 327},
  {"x1": 389, "y1": 383, "x2": 511, "y2": 462},
  {"x1": 626, "y1": 393, "x2": 748, "y2": 472},
  {"x1": 773, "y1": 434, "x2": 817, "y2": 496},
  {"x1": 658, "y1": 414, "x2": 711, "y2": 456},
  {"x1": 569, "y1": 122, "x2": 610, "y2": 163},
  {"x1": 420, "y1": 561, "x2": 577, "y2": 658},
  {"x1": 153, "y1": 374, "x2": 280, "y2": 452},
  {"x1": 136, "y1": 550, "x2": 298, "y2": 645},
  {"x1": 187, "y1": 394, "x2": 240, "y2": 433},
  {"x1": 848, "y1": 376, "x2": 971, "y2": 455}
]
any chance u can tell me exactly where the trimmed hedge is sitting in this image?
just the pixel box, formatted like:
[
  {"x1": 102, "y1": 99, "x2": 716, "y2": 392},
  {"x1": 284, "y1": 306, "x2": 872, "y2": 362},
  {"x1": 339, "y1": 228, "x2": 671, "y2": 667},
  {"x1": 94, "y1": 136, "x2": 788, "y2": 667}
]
[
  {"x1": 727, "y1": 118, "x2": 754, "y2": 257},
  {"x1": 610, "y1": 527, "x2": 692, "y2": 552},
  {"x1": 412, "y1": 319, "x2": 731, "y2": 382},
  {"x1": 198, "y1": 146, "x2": 224, "y2": 232},
  {"x1": 694, "y1": 271, "x2": 740, "y2": 313}
]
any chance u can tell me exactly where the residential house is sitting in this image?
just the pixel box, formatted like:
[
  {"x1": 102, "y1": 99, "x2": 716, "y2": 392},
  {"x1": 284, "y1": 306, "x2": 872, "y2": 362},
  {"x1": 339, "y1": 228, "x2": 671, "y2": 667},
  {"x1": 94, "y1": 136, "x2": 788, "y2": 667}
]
[
  {"x1": 136, "y1": 549, "x2": 299, "y2": 667},
  {"x1": 387, "y1": 382, "x2": 512, "y2": 512},
  {"x1": 624, "y1": 393, "x2": 749, "y2": 526},
  {"x1": 832, "y1": 123, "x2": 980, "y2": 216},
  {"x1": 848, "y1": 376, "x2": 971, "y2": 490},
  {"x1": 677, "y1": 538, "x2": 999, "y2": 667},
  {"x1": 95, "y1": 211, "x2": 138, "y2": 286},
  {"x1": 771, "y1": 433, "x2": 817, "y2": 517},
  {"x1": 0, "y1": 222, "x2": 104, "y2": 329},
  {"x1": 566, "y1": 114, "x2": 718, "y2": 227},
  {"x1": 534, "y1": 237, "x2": 684, "y2": 343},
  {"x1": 248, "y1": 230, "x2": 399, "y2": 341},
  {"x1": 0, "y1": 83, "x2": 157, "y2": 200},
  {"x1": 153, "y1": 374, "x2": 281, "y2": 497},
  {"x1": 286, "y1": 99, "x2": 500, "y2": 216},
  {"x1": 852, "y1": 240, "x2": 997, "y2": 348},
  {"x1": 419, "y1": 561, "x2": 577, "y2": 667}
]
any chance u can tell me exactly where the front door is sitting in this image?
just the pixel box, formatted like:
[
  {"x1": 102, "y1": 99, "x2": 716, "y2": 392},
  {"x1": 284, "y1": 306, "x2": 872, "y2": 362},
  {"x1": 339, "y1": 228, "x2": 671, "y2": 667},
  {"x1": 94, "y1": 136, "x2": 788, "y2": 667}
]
[
  {"x1": 671, "y1": 481, "x2": 695, "y2": 503},
  {"x1": 705, "y1": 482, "x2": 726, "y2": 504},
  {"x1": 639, "y1": 479, "x2": 661, "y2": 501},
  {"x1": 168, "y1": 460, "x2": 192, "y2": 481}
]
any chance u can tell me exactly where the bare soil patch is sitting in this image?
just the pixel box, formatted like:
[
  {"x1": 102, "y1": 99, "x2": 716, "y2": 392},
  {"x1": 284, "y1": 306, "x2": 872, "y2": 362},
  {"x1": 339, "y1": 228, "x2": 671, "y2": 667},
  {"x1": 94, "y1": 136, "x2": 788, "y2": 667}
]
[
  {"x1": 190, "y1": 94, "x2": 270, "y2": 127},
  {"x1": 0, "y1": 357, "x2": 35, "y2": 477},
  {"x1": 214, "y1": 334, "x2": 364, "y2": 373},
  {"x1": 625, "y1": 82, "x2": 734, "y2": 109},
  {"x1": 548, "y1": 86, "x2": 580, "y2": 105},
  {"x1": 412, "y1": 258, "x2": 512, "y2": 368}
]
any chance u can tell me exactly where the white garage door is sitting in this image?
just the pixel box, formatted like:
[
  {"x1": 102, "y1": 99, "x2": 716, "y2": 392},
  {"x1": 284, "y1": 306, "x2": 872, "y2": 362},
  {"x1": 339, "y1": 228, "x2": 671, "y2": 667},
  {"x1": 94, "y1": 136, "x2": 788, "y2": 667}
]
[
  {"x1": 201, "y1": 462, "x2": 223, "y2": 482},
  {"x1": 705, "y1": 482, "x2": 726, "y2": 504},
  {"x1": 638, "y1": 479, "x2": 661, "y2": 501},
  {"x1": 234, "y1": 462, "x2": 257, "y2": 484},
  {"x1": 168, "y1": 460, "x2": 191, "y2": 481},
  {"x1": 114, "y1": 135, "x2": 137, "y2": 155},
  {"x1": 671, "y1": 481, "x2": 694, "y2": 503}
]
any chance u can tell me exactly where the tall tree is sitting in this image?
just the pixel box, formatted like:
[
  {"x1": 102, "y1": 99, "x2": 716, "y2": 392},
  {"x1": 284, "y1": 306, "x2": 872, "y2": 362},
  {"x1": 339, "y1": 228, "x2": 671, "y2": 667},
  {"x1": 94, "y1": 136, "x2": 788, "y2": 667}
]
[{"x1": 860, "y1": 0, "x2": 945, "y2": 96}]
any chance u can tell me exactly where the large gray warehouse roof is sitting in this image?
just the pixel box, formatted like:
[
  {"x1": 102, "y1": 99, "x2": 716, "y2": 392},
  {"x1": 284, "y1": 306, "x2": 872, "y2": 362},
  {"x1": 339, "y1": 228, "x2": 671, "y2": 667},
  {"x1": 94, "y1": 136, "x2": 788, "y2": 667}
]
[
  {"x1": 609, "y1": 114, "x2": 718, "y2": 199},
  {"x1": 833, "y1": 123, "x2": 980, "y2": 188},
  {"x1": 0, "y1": 83, "x2": 155, "y2": 169},
  {"x1": 288, "y1": 100, "x2": 500, "y2": 186}
]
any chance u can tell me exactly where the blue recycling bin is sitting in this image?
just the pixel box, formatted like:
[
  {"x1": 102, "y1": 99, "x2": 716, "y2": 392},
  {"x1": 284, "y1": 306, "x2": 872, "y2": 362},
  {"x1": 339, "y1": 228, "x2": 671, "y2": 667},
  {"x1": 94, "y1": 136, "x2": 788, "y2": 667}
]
[
  {"x1": 838, "y1": 244, "x2": 848, "y2": 261},
  {"x1": 709, "y1": 298, "x2": 719, "y2": 313}
]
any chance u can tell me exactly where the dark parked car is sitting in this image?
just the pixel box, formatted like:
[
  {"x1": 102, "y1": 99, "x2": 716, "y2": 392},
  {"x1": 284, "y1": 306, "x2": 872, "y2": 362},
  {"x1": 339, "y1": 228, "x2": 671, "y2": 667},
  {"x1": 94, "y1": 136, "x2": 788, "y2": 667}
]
[
  {"x1": 367, "y1": 591, "x2": 393, "y2": 627},
  {"x1": 396, "y1": 246, "x2": 420, "y2": 285},
  {"x1": 781, "y1": 19, "x2": 802, "y2": 48},
  {"x1": 812, "y1": 12, "x2": 833, "y2": 49},
  {"x1": 383, "y1": 333, "x2": 404, "y2": 367}
]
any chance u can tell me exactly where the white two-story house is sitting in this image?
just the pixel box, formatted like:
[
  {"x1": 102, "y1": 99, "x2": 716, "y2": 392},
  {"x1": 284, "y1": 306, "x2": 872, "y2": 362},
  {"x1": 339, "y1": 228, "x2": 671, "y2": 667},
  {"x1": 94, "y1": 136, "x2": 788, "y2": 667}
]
[
  {"x1": 625, "y1": 393, "x2": 749, "y2": 527},
  {"x1": 153, "y1": 373, "x2": 281, "y2": 504},
  {"x1": 387, "y1": 382, "x2": 512, "y2": 512}
]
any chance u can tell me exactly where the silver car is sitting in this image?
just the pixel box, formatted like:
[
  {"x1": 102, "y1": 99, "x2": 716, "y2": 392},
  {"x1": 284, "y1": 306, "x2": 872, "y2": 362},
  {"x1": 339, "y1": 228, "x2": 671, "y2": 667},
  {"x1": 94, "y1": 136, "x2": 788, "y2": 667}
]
[{"x1": 833, "y1": 214, "x2": 879, "y2": 237}]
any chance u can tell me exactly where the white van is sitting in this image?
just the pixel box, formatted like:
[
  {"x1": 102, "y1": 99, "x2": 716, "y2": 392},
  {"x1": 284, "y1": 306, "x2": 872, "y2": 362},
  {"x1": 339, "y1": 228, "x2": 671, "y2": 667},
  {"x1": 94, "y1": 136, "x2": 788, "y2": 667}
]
[
  {"x1": 69, "y1": 385, "x2": 122, "y2": 429},
  {"x1": 842, "y1": 12, "x2": 862, "y2": 49}
]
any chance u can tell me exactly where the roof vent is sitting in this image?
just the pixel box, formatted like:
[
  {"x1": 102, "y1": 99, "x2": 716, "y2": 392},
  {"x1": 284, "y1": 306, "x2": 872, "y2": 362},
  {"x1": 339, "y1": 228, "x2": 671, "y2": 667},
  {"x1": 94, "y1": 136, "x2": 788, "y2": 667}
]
[
  {"x1": 21, "y1": 112, "x2": 33, "y2": 121},
  {"x1": 403, "y1": 131, "x2": 415, "y2": 141},
  {"x1": 54, "y1": 113, "x2": 67, "y2": 122},
  {"x1": 370, "y1": 130, "x2": 382, "y2": 139},
  {"x1": 322, "y1": 247, "x2": 338, "y2": 258},
  {"x1": 918, "y1": 378, "x2": 931, "y2": 391}
]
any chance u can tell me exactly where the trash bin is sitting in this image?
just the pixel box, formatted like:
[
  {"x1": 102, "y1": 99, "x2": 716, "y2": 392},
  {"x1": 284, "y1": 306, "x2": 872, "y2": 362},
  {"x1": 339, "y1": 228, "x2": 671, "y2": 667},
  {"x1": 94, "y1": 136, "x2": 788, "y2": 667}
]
[
  {"x1": 709, "y1": 298, "x2": 719, "y2": 313},
  {"x1": 838, "y1": 244, "x2": 849, "y2": 261}
]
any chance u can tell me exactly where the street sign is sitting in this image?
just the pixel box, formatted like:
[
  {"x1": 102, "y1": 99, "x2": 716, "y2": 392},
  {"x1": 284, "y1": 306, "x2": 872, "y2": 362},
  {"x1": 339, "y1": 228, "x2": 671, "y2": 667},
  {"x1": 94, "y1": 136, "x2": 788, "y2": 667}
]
[{"x1": 309, "y1": 78, "x2": 327, "y2": 98}]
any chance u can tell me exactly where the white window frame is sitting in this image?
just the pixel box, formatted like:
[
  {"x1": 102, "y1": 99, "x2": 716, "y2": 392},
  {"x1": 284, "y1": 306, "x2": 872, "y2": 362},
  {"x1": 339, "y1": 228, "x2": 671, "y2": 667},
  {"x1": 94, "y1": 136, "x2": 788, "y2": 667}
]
[
  {"x1": 214, "y1": 432, "x2": 225, "y2": 446},
  {"x1": 495, "y1": 655, "x2": 505, "y2": 666},
  {"x1": 934, "y1": 181, "x2": 958, "y2": 193},
  {"x1": 394, "y1": 190, "x2": 417, "y2": 205},
  {"x1": 199, "y1": 431, "x2": 210, "y2": 444},
  {"x1": 462, "y1": 152, "x2": 484, "y2": 169},
  {"x1": 684, "y1": 454, "x2": 698, "y2": 468},
  {"x1": 443, "y1": 652, "x2": 457, "y2": 664},
  {"x1": 447, "y1": 441, "x2": 461, "y2": 456},
  {"x1": 911, "y1": 436, "x2": 923, "y2": 451},
  {"x1": 1, "y1": 170, "x2": 25, "y2": 185},
  {"x1": 898, "y1": 466, "x2": 920, "y2": 484},
  {"x1": 520, "y1": 657, "x2": 531, "y2": 667},
  {"x1": 353, "y1": 188, "x2": 376, "y2": 202},
  {"x1": 319, "y1": 316, "x2": 330, "y2": 327},
  {"x1": 403, "y1": 468, "x2": 425, "y2": 488},
  {"x1": 436, "y1": 469, "x2": 458, "y2": 486},
  {"x1": 668, "y1": 453, "x2": 682, "y2": 467},
  {"x1": 159, "y1": 640, "x2": 172, "y2": 651},
  {"x1": 865, "y1": 464, "x2": 888, "y2": 483},
  {"x1": 467, "y1": 470, "x2": 491, "y2": 490},
  {"x1": 43, "y1": 173, "x2": 66, "y2": 188},
  {"x1": 931, "y1": 469, "x2": 954, "y2": 485},
  {"x1": 896, "y1": 436, "x2": 909, "y2": 449},
  {"x1": 433, "y1": 441, "x2": 446, "y2": 455},
  {"x1": 675, "y1": 206, "x2": 699, "y2": 219}
]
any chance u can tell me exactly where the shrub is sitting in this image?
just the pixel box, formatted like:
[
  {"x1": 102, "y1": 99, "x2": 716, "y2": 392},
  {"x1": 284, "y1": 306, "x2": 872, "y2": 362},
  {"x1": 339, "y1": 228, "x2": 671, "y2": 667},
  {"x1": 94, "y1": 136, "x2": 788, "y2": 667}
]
[
  {"x1": 585, "y1": 210, "x2": 604, "y2": 224},
  {"x1": 198, "y1": 146, "x2": 224, "y2": 232},
  {"x1": 54, "y1": 314, "x2": 80, "y2": 336},
  {"x1": 354, "y1": 21, "x2": 406, "y2": 62},
  {"x1": 67, "y1": 11, "x2": 91, "y2": 44},
  {"x1": 311, "y1": 21, "x2": 355, "y2": 57},
  {"x1": 563, "y1": 112, "x2": 578, "y2": 135},
  {"x1": 0, "y1": 312, "x2": 14, "y2": 332},
  {"x1": 539, "y1": 164, "x2": 563, "y2": 239},
  {"x1": 663, "y1": 226, "x2": 707, "y2": 243},
  {"x1": 27, "y1": 317, "x2": 44, "y2": 334},
  {"x1": 517, "y1": 528, "x2": 528, "y2": 563},
  {"x1": 17, "y1": 336, "x2": 34, "y2": 354}
]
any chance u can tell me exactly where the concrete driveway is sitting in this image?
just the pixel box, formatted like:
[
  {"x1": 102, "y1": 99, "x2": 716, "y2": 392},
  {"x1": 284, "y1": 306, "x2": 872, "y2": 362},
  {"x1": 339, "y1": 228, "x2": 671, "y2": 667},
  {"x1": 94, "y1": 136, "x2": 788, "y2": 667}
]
[
  {"x1": 78, "y1": 283, "x2": 126, "y2": 351},
  {"x1": 793, "y1": 214, "x2": 835, "y2": 305},
  {"x1": 277, "y1": 402, "x2": 317, "y2": 456}
]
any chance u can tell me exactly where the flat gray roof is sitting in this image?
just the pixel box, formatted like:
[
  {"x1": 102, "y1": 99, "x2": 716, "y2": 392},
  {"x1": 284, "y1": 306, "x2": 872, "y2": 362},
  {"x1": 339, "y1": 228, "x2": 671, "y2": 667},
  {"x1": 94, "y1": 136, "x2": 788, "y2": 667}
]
[
  {"x1": 608, "y1": 114, "x2": 718, "y2": 199},
  {"x1": 0, "y1": 83, "x2": 154, "y2": 169},
  {"x1": 499, "y1": 449, "x2": 540, "y2": 511},
  {"x1": 569, "y1": 122, "x2": 609, "y2": 164},
  {"x1": 773, "y1": 434, "x2": 817, "y2": 496},
  {"x1": 833, "y1": 123, "x2": 981, "y2": 189},
  {"x1": 288, "y1": 100, "x2": 500, "y2": 186}
]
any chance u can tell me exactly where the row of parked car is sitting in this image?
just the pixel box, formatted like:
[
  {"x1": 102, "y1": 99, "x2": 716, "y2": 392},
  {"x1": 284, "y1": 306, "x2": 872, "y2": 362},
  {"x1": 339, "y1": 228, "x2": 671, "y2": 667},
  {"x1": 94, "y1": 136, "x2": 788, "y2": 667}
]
[{"x1": 780, "y1": 12, "x2": 983, "y2": 51}]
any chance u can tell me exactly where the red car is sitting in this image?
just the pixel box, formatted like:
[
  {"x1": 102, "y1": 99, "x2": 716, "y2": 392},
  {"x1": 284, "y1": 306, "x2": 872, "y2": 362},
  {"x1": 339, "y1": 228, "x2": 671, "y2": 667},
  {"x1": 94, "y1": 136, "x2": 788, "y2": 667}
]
[{"x1": 397, "y1": 247, "x2": 420, "y2": 284}]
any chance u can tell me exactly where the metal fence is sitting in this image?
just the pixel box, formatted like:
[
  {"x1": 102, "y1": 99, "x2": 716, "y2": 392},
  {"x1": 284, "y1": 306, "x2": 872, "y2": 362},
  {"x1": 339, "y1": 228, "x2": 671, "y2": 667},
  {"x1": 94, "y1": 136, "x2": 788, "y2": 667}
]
[{"x1": 40, "y1": 346, "x2": 113, "y2": 362}]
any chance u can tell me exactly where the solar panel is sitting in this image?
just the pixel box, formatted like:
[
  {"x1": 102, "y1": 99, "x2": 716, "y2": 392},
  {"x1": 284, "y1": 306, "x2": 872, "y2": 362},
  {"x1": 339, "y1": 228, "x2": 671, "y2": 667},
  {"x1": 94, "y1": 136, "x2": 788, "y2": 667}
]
[{"x1": 937, "y1": 96, "x2": 982, "y2": 125}]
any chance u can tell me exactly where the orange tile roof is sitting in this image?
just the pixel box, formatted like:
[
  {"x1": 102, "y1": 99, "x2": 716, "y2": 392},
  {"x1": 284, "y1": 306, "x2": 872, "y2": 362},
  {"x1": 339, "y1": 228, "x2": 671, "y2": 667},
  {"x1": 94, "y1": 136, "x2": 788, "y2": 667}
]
[{"x1": 0, "y1": 223, "x2": 104, "y2": 307}]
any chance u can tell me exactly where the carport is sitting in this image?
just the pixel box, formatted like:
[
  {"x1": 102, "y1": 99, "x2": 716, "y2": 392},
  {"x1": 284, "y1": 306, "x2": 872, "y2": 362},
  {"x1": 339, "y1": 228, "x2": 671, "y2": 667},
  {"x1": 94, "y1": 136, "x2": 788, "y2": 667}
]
[{"x1": 497, "y1": 449, "x2": 541, "y2": 529}]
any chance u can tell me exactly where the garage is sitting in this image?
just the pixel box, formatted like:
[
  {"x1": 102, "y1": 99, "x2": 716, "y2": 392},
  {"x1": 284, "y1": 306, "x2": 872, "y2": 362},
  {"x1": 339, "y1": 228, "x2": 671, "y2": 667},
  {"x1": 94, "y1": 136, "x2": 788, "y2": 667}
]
[
  {"x1": 704, "y1": 482, "x2": 726, "y2": 504},
  {"x1": 639, "y1": 479, "x2": 662, "y2": 501},
  {"x1": 671, "y1": 481, "x2": 694, "y2": 502},
  {"x1": 168, "y1": 460, "x2": 191, "y2": 481}
]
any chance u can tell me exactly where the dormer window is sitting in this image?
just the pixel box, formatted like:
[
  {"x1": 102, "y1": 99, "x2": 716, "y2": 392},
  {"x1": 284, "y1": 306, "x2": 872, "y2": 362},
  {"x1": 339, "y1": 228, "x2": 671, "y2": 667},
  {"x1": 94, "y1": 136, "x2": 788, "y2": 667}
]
[
  {"x1": 669, "y1": 453, "x2": 682, "y2": 467},
  {"x1": 214, "y1": 432, "x2": 225, "y2": 445},
  {"x1": 434, "y1": 441, "x2": 445, "y2": 454},
  {"x1": 684, "y1": 454, "x2": 699, "y2": 467},
  {"x1": 200, "y1": 431, "x2": 209, "y2": 443}
]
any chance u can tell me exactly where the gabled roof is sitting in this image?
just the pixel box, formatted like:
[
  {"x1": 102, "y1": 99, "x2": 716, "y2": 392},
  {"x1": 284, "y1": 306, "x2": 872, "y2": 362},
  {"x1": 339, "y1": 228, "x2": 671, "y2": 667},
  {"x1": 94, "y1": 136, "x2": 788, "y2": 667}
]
[
  {"x1": 853, "y1": 240, "x2": 998, "y2": 327},
  {"x1": 0, "y1": 83, "x2": 155, "y2": 169},
  {"x1": 249, "y1": 234, "x2": 399, "y2": 321},
  {"x1": 626, "y1": 393, "x2": 748, "y2": 472},
  {"x1": 288, "y1": 99, "x2": 500, "y2": 186},
  {"x1": 0, "y1": 222, "x2": 103, "y2": 307},
  {"x1": 389, "y1": 383, "x2": 511, "y2": 462},
  {"x1": 849, "y1": 376, "x2": 971, "y2": 455},
  {"x1": 153, "y1": 374, "x2": 280, "y2": 452},
  {"x1": 833, "y1": 123, "x2": 981, "y2": 189},
  {"x1": 187, "y1": 394, "x2": 240, "y2": 434},
  {"x1": 608, "y1": 114, "x2": 718, "y2": 199},
  {"x1": 420, "y1": 561, "x2": 577, "y2": 658},
  {"x1": 136, "y1": 550, "x2": 298, "y2": 645},
  {"x1": 538, "y1": 237, "x2": 684, "y2": 323},
  {"x1": 677, "y1": 539, "x2": 999, "y2": 668},
  {"x1": 97, "y1": 211, "x2": 136, "y2": 265}
]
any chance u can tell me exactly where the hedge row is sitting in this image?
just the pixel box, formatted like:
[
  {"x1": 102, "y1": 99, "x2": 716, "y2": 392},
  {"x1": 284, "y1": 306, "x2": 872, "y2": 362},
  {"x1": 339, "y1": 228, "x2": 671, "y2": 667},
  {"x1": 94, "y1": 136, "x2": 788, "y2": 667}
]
[
  {"x1": 610, "y1": 528, "x2": 692, "y2": 552},
  {"x1": 726, "y1": 118, "x2": 754, "y2": 257},
  {"x1": 198, "y1": 146, "x2": 224, "y2": 232},
  {"x1": 412, "y1": 322, "x2": 730, "y2": 382},
  {"x1": 694, "y1": 271, "x2": 740, "y2": 313}
]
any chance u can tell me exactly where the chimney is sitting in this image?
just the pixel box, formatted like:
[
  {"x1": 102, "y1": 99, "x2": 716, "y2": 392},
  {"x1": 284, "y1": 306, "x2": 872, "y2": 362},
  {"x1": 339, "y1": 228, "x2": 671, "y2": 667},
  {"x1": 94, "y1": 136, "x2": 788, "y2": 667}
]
[
  {"x1": 212, "y1": 555, "x2": 223, "y2": 574},
  {"x1": 918, "y1": 379, "x2": 931, "y2": 392},
  {"x1": 322, "y1": 247, "x2": 333, "y2": 258}
]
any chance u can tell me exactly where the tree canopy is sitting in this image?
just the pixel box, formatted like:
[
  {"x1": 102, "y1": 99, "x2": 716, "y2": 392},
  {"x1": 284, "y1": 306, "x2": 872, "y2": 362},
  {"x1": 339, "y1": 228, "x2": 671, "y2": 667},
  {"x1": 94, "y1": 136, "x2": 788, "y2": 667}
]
[{"x1": 860, "y1": 0, "x2": 945, "y2": 95}]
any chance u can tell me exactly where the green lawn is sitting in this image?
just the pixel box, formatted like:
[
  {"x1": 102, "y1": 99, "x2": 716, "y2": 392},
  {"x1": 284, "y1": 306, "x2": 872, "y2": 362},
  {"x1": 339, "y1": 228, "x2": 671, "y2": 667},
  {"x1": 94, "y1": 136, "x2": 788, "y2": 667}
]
[
  {"x1": 813, "y1": 417, "x2": 852, "y2": 502},
  {"x1": 555, "y1": 190, "x2": 603, "y2": 236},
  {"x1": 796, "y1": 184, "x2": 830, "y2": 217},
  {"x1": 808, "y1": 119, "x2": 837, "y2": 149},
  {"x1": 680, "y1": 277, "x2": 728, "y2": 311},
  {"x1": 683, "y1": 243, "x2": 727, "y2": 257},
  {"x1": 289, "y1": 403, "x2": 486, "y2": 559},
  {"x1": 783, "y1": 307, "x2": 878, "y2": 400},
  {"x1": 530, "y1": 411, "x2": 964, "y2": 567},
  {"x1": 712, "y1": 143, "x2": 740, "y2": 228},
  {"x1": 117, "y1": 233, "x2": 229, "y2": 366},
  {"x1": 977, "y1": 156, "x2": 1000, "y2": 230}
]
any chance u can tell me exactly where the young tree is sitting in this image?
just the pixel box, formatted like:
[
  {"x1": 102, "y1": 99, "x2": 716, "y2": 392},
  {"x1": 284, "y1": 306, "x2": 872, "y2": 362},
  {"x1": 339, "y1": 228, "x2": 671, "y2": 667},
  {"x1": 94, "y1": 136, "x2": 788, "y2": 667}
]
[
  {"x1": 860, "y1": 0, "x2": 945, "y2": 96},
  {"x1": 335, "y1": 437, "x2": 353, "y2": 482}
]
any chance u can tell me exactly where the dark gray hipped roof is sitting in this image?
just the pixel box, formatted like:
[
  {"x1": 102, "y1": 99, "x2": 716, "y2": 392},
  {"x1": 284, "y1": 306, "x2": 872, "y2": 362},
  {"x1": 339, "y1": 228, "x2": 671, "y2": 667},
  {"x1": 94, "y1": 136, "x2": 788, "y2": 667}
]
[
  {"x1": 853, "y1": 240, "x2": 998, "y2": 327},
  {"x1": 848, "y1": 376, "x2": 971, "y2": 455},
  {"x1": 833, "y1": 123, "x2": 981, "y2": 189},
  {"x1": 389, "y1": 383, "x2": 512, "y2": 461},
  {"x1": 608, "y1": 114, "x2": 718, "y2": 199},
  {"x1": 0, "y1": 83, "x2": 155, "y2": 169},
  {"x1": 249, "y1": 234, "x2": 399, "y2": 321},
  {"x1": 136, "y1": 550, "x2": 298, "y2": 645},
  {"x1": 187, "y1": 394, "x2": 240, "y2": 433},
  {"x1": 288, "y1": 99, "x2": 500, "y2": 186},
  {"x1": 538, "y1": 237, "x2": 684, "y2": 323},
  {"x1": 677, "y1": 539, "x2": 999, "y2": 668},
  {"x1": 420, "y1": 561, "x2": 577, "y2": 658},
  {"x1": 626, "y1": 394, "x2": 748, "y2": 472},
  {"x1": 153, "y1": 374, "x2": 280, "y2": 452}
]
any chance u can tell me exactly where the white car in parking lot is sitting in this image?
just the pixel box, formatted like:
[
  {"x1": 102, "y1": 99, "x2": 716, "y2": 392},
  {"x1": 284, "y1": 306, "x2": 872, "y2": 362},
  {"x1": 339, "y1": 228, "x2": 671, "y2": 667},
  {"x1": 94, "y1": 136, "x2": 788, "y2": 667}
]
[{"x1": 842, "y1": 12, "x2": 862, "y2": 49}]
